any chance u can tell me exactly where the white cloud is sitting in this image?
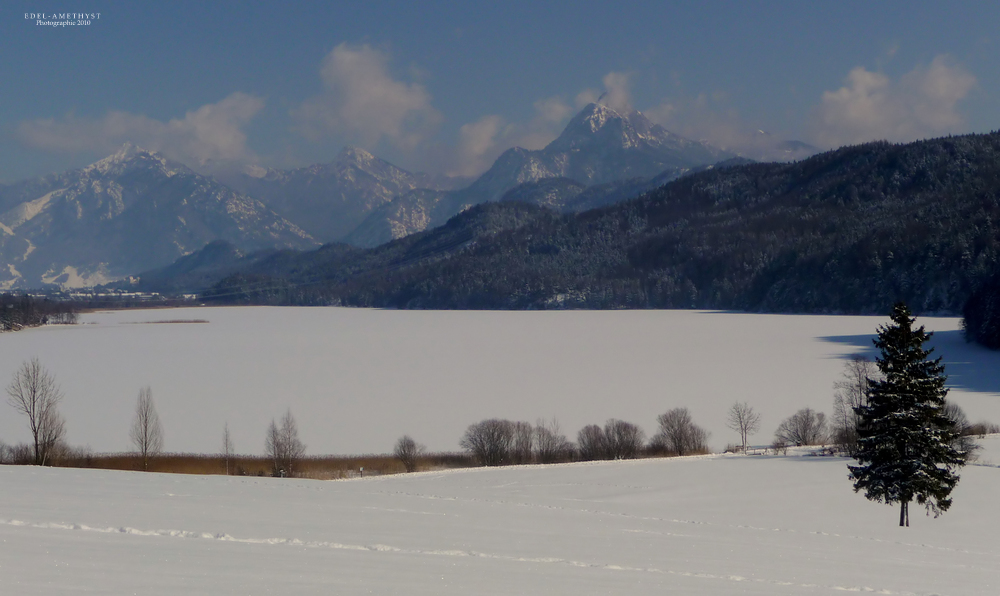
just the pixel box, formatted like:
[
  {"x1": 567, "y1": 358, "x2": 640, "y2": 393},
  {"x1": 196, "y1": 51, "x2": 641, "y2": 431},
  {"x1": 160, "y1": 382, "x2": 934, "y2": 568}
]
[
  {"x1": 575, "y1": 71, "x2": 633, "y2": 112},
  {"x1": 600, "y1": 72, "x2": 633, "y2": 112},
  {"x1": 810, "y1": 55, "x2": 976, "y2": 148},
  {"x1": 645, "y1": 93, "x2": 747, "y2": 147},
  {"x1": 440, "y1": 97, "x2": 574, "y2": 177},
  {"x1": 293, "y1": 43, "x2": 442, "y2": 150},
  {"x1": 17, "y1": 92, "x2": 264, "y2": 167},
  {"x1": 644, "y1": 94, "x2": 820, "y2": 162},
  {"x1": 452, "y1": 115, "x2": 504, "y2": 176},
  {"x1": 533, "y1": 96, "x2": 573, "y2": 123}
]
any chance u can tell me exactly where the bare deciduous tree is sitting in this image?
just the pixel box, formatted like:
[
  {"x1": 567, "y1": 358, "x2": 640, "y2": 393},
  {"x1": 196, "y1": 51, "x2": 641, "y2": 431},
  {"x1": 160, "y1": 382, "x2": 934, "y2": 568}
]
[
  {"x1": 726, "y1": 402, "x2": 761, "y2": 453},
  {"x1": 831, "y1": 355, "x2": 878, "y2": 454},
  {"x1": 6, "y1": 357, "x2": 66, "y2": 466},
  {"x1": 265, "y1": 409, "x2": 305, "y2": 477},
  {"x1": 943, "y1": 401, "x2": 980, "y2": 459},
  {"x1": 534, "y1": 418, "x2": 572, "y2": 463},
  {"x1": 460, "y1": 419, "x2": 514, "y2": 466},
  {"x1": 130, "y1": 386, "x2": 163, "y2": 471},
  {"x1": 577, "y1": 424, "x2": 606, "y2": 461},
  {"x1": 511, "y1": 421, "x2": 534, "y2": 464},
  {"x1": 654, "y1": 408, "x2": 709, "y2": 456},
  {"x1": 394, "y1": 435, "x2": 424, "y2": 472},
  {"x1": 775, "y1": 408, "x2": 828, "y2": 446},
  {"x1": 222, "y1": 422, "x2": 234, "y2": 475},
  {"x1": 265, "y1": 419, "x2": 281, "y2": 473},
  {"x1": 604, "y1": 419, "x2": 645, "y2": 460}
]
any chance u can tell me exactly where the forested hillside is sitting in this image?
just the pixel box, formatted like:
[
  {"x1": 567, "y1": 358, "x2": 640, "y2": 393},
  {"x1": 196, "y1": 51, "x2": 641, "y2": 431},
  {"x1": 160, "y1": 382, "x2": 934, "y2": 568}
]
[{"x1": 203, "y1": 133, "x2": 1000, "y2": 314}]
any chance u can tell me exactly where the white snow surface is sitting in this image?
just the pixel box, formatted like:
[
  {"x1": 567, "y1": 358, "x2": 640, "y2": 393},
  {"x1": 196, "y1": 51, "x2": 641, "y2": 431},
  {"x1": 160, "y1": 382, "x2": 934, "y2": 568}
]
[
  {"x1": 2, "y1": 440, "x2": 999, "y2": 595},
  {"x1": 0, "y1": 307, "x2": 998, "y2": 456}
]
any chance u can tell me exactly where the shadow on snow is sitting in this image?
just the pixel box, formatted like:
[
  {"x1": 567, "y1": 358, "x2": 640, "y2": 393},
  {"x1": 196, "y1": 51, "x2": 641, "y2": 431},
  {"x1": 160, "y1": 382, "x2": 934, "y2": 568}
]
[{"x1": 818, "y1": 330, "x2": 1000, "y2": 397}]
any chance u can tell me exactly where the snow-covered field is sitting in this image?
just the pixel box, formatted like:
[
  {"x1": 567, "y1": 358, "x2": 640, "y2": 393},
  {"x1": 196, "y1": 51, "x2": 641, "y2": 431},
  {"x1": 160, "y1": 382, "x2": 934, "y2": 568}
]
[
  {"x1": 0, "y1": 307, "x2": 998, "y2": 455},
  {"x1": 2, "y1": 437, "x2": 999, "y2": 595},
  {"x1": 2, "y1": 307, "x2": 999, "y2": 594}
]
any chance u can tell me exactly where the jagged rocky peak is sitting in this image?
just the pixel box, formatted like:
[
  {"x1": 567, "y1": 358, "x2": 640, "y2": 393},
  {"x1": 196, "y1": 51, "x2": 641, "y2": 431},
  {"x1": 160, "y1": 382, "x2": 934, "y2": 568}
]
[
  {"x1": 566, "y1": 102, "x2": 621, "y2": 135},
  {"x1": 548, "y1": 103, "x2": 660, "y2": 152},
  {"x1": 82, "y1": 142, "x2": 184, "y2": 178}
]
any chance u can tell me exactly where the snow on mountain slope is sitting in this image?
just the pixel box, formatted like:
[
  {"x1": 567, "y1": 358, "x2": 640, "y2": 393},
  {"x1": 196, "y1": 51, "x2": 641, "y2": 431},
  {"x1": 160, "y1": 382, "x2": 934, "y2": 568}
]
[
  {"x1": 217, "y1": 147, "x2": 457, "y2": 243},
  {"x1": 1, "y1": 308, "x2": 997, "y2": 457},
  {"x1": 0, "y1": 145, "x2": 317, "y2": 288},
  {"x1": 346, "y1": 104, "x2": 734, "y2": 247},
  {"x1": 1, "y1": 445, "x2": 999, "y2": 595}
]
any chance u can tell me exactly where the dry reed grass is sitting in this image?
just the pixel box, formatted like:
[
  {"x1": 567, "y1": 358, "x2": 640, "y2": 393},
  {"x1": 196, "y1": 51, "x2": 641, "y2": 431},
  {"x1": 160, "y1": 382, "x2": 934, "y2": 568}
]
[{"x1": 53, "y1": 451, "x2": 477, "y2": 479}]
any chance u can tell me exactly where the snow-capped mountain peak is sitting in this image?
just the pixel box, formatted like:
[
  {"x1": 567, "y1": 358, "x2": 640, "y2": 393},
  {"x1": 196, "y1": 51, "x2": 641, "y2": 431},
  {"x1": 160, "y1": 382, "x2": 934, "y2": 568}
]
[
  {"x1": 0, "y1": 145, "x2": 317, "y2": 289},
  {"x1": 337, "y1": 146, "x2": 377, "y2": 166},
  {"x1": 82, "y1": 143, "x2": 187, "y2": 178}
]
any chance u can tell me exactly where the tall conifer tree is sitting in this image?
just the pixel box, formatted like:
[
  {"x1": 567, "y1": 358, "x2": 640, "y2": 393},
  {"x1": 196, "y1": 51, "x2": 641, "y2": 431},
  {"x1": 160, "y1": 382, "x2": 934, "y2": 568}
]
[{"x1": 848, "y1": 303, "x2": 967, "y2": 526}]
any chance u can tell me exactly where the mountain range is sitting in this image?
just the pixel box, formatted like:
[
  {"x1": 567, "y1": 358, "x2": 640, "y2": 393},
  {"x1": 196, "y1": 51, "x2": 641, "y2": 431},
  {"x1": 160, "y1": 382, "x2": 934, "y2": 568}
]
[
  {"x1": 0, "y1": 103, "x2": 813, "y2": 290},
  {"x1": 193, "y1": 131, "x2": 1000, "y2": 315},
  {"x1": 344, "y1": 103, "x2": 739, "y2": 247},
  {"x1": 0, "y1": 144, "x2": 316, "y2": 289},
  {"x1": 213, "y1": 147, "x2": 468, "y2": 243}
]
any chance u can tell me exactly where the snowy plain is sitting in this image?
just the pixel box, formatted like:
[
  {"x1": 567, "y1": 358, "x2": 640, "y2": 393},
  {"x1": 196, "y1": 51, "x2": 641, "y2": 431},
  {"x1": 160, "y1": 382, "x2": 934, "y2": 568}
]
[
  {"x1": 0, "y1": 307, "x2": 998, "y2": 455},
  {"x1": 1, "y1": 437, "x2": 999, "y2": 595},
  {"x1": 1, "y1": 307, "x2": 999, "y2": 595}
]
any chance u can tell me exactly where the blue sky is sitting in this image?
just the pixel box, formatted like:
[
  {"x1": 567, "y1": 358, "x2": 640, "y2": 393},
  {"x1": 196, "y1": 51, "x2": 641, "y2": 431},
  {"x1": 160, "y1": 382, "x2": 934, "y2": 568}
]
[{"x1": 3, "y1": 0, "x2": 998, "y2": 183}]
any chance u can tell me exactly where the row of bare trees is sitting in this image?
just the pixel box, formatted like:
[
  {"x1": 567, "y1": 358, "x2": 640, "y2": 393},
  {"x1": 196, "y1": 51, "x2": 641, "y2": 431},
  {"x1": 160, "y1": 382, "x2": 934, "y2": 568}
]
[
  {"x1": 457, "y1": 419, "x2": 573, "y2": 466},
  {"x1": 449, "y1": 410, "x2": 712, "y2": 469},
  {"x1": 3, "y1": 359, "x2": 167, "y2": 469},
  {"x1": 2, "y1": 357, "x2": 311, "y2": 477}
]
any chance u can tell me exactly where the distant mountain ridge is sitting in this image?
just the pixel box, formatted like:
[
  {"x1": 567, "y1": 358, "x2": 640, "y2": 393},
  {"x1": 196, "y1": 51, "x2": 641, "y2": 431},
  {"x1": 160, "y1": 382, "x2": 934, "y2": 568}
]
[
  {"x1": 0, "y1": 103, "x2": 810, "y2": 289},
  {"x1": 0, "y1": 144, "x2": 317, "y2": 288},
  {"x1": 196, "y1": 131, "x2": 1000, "y2": 314},
  {"x1": 345, "y1": 103, "x2": 736, "y2": 247},
  {"x1": 215, "y1": 147, "x2": 466, "y2": 243}
]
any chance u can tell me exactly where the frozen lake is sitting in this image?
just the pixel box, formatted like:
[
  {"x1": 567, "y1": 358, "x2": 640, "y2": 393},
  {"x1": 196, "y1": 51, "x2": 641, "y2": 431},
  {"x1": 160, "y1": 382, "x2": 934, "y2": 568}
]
[{"x1": 0, "y1": 307, "x2": 998, "y2": 456}]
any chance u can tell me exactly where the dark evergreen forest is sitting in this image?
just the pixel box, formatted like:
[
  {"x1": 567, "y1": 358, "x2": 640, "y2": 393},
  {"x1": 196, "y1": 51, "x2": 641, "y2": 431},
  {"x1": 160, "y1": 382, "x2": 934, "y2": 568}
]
[{"x1": 202, "y1": 132, "x2": 1000, "y2": 320}]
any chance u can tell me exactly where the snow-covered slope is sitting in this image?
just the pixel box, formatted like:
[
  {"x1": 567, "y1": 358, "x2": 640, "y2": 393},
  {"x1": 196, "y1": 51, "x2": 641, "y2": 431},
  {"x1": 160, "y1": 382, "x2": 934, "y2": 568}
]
[
  {"x1": 0, "y1": 145, "x2": 317, "y2": 288},
  {"x1": 2, "y1": 441, "x2": 999, "y2": 595},
  {"x1": 1, "y1": 308, "x2": 997, "y2": 457},
  {"x1": 217, "y1": 147, "x2": 461, "y2": 243}
]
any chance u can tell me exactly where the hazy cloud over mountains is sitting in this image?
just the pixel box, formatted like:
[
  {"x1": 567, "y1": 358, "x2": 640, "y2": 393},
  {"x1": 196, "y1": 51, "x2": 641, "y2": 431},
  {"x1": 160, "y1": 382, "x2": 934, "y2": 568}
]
[
  {"x1": 447, "y1": 97, "x2": 574, "y2": 177},
  {"x1": 17, "y1": 93, "x2": 264, "y2": 168},
  {"x1": 445, "y1": 73, "x2": 635, "y2": 177},
  {"x1": 810, "y1": 55, "x2": 977, "y2": 148},
  {"x1": 293, "y1": 43, "x2": 443, "y2": 151},
  {"x1": 12, "y1": 47, "x2": 979, "y2": 180},
  {"x1": 575, "y1": 72, "x2": 634, "y2": 113}
]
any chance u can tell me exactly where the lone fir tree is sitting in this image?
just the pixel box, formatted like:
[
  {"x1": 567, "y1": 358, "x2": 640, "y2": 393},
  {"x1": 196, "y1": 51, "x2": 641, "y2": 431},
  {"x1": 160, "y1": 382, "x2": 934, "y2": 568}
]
[{"x1": 848, "y1": 303, "x2": 967, "y2": 526}]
